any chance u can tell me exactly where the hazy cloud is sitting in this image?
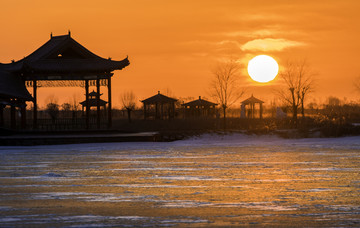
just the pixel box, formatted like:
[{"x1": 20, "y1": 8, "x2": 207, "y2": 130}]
[
  {"x1": 223, "y1": 29, "x2": 282, "y2": 39},
  {"x1": 241, "y1": 38, "x2": 306, "y2": 51}
]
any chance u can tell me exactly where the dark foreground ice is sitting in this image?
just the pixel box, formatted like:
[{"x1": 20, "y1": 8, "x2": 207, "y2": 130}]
[{"x1": 0, "y1": 134, "x2": 359, "y2": 227}]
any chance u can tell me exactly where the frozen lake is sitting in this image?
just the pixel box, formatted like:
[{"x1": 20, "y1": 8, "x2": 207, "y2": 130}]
[{"x1": 0, "y1": 134, "x2": 360, "y2": 227}]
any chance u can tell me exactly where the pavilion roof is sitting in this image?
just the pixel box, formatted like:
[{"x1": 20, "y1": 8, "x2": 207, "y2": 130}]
[
  {"x1": 79, "y1": 99, "x2": 107, "y2": 107},
  {"x1": 88, "y1": 90, "x2": 103, "y2": 97},
  {"x1": 182, "y1": 96, "x2": 217, "y2": 107},
  {"x1": 0, "y1": 70, "x2": 33, "y2": 101},
  {"x1": 241, "y1": 95, "x2": 264, "y2": 104},
  {"x1": 0, "y1": 33, "x2": 129, "y2": 78},
  {"x1": 141, "y1": 91, "x2": 177, "y2": 104}
]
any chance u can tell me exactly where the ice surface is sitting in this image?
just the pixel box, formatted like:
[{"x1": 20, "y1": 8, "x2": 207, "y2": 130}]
[
  {"x1": 1, "y1": 133, "x2": 359, "y2": 227},
  {"x1": 1, "y1": 134, "x2": 359, "y2": 153}
]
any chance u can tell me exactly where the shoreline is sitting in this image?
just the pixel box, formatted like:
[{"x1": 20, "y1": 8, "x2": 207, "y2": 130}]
[{"x1": 1, "y1": 127, "x2": 359, "y2": 146}]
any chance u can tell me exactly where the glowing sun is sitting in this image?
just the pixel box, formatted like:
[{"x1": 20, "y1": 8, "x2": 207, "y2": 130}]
[{"x1": 247, "y1": 55, "x2": 279, "y2": 83}]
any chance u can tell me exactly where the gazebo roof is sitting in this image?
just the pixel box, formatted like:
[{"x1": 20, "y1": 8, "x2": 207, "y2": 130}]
[
  {"x1": 141, "y1": 91, "x2": 177, "y2": 104},
  {"x1": 182, "y1": 96, "x2": 217, "y2": 107},
  {"x1": 79, "y1": 99, "x2": 107, "y2": 107},
  {"x1": 241, "y1": 95, "x2": 264, "y2": 105},
  {"x1": 0, "y1": 33, "x2": 129, "y2": 80},
  {"x1": 88, "y1": 90, "x2": 103, "y2": 97},
  {"x1": 0, "y1": 70, "x2": 33, "y2": 101}
]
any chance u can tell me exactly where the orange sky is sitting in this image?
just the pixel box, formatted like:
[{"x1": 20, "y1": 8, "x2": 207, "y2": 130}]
[{"x1": 1, "y1": 0, "x2": 360, "y2": 108}]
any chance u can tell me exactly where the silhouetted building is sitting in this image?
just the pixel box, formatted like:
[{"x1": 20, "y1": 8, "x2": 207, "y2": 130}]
[
  {"x1": 0, "y1": 70, "x2": 33, "y2": 128},
  {"x1": 241, "y1": 95, "x2": 264, "y2": 119},
  {"x1": 0, "y1": 31, "x2": 129, "y2": 129},
  {"x1": 80, "y1": 90, "x2": 107, "y2": 113},
  {"x1": 141, "y1": 91, "x2": 177, "y2": 120},
  {"x1": 182, "y1": 96, "x2": 217, "y2": 118}
]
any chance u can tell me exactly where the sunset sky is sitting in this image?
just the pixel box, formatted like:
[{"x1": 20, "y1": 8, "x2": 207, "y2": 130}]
[{"x1": 1, "y1": 0, "x2": 360, "y2": 108}]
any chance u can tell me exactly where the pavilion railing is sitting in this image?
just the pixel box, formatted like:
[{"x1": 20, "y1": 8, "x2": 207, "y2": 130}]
[{"x1": 27, "y1": 118, "x2": 108, "y2": 131}]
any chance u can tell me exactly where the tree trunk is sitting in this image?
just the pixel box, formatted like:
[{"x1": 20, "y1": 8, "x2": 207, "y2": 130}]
[
  {"x1": 223, "y1": 107, "x2": 227, "y2": 131},
  {"x1": 301, "y1": 99, "x2": 305, "y2": 118},
  {"x1": 292, "y1": 104, "x2": 297, "y2": 128},
  {"x1": 290, "y1": 88, "x2": 297, "y2": 128},
  {"x1": 127, "y1": 108, "x2": 132, "y2": 123}
]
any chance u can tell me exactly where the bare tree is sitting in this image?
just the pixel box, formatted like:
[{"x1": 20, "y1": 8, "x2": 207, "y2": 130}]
[
  {"x1": 162, "y1": 87, "x2": 175, "y2": 97},
  {"x1": 71, "y1": 93, "x2": 80, "y2": 119},
  {"x1": 120, "y1": 91, "x2": 136, "y2": 122},
  {"x1": 327, "y1": 96, "x2": 341, "y2": 106},
  {"x1": 61, "y1": 103, "x2": 71, "y2": 111},
  {"x1": 46, "y1": 103, "x2": 59, "y2": 124},
  {"x1": 45, "y1": 95, "x2": 60, "y2": 123},
  {"x1": 45, "y1": 94, "x2": 58, "y2": 106},
  {"x1": 61, "y1": 103, "x2": 71, "y2": 118},
  {"x1": 355, "y1": 76, "x2": 360, "y2": 93},
  {"x1": 277, "y1": 59, "x2": 316, "y2": 126},
  {"x1": 71, "y1": 93, "x2": 80, "y2": 112},
  {"x1": 210, "y1": 59, "x2": 245, "y2": 129},
  {"x1": 69, "y1": 93, "x2": 80, "y2": 119}
]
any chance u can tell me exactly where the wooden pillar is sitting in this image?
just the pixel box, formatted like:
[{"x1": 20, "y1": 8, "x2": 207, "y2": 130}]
[
  {"x1": 85, "y1": 80, "x2": 89, "y2": 130},
  {"x1": 241, "y1": 104, "x2": 246, "y2": 118},
  {"x1": 155, "y1": 102, "x2": 158, "y2": 119},
  {"x1": 0, "y1": 104, "x2": 4, "y2": 127},
  {"x1": 143, "y1": 103, "x2": 147, "y2": 120},
  {"x1": 246, "y1": 105, "x2": 249, "y2": 118},
  {"x1": 10, "y1": 102, "x2": 16, "y2": 129},
  {"x1": 33, "y1": 80, "x2": 37, "y2": 129},
  {"x1": 172, "y1": 102, "x2": 175, "y2": 119},
  {"x1": 250, "y1": 104, "x2": 252, "y2": 119},
  {"x1": 161, "y1": 103, "x2": 164, "y2": 120},
  {"x1": 260, "y1": 103, "x2": 263, "y2": 119},
  {"x1": 21, "y1": 102, "x2": 26, "y2": 129},
  {"x1": 96, "y1": 78, "x2": 100, "y2": 129},
  {"x1": 107, "y1": 76, "x2": 112, "y2": 128},
  {"x1": 252, "y1": 103, "x2": 255, "y2": 119}
]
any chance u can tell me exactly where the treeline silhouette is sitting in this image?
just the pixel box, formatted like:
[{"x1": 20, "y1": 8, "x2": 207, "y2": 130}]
[{"x1": 2, "y1": 96, "x2": 360, "y2": 138}]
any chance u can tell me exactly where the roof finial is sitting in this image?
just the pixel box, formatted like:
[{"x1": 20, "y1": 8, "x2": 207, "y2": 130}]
[
  {"x1": 50, "y1": 32, "x2": 53, "y2": 38},
  {"x1": 158, "y1": 91, "x2": 160, "y2": 94},
  {"x1": 68, "y1": 30, "x2": 71, "y2": 36},
  {"x1": 199, "y1": 96, "x2": 201, "y2": 100}
]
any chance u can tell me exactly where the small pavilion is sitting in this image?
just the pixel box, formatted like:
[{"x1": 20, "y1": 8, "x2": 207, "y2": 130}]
[
  {"x1": 80, "y1": 90, "x2": 107, "y2": 113},
  {"x1": 182, "y1": 96, "x2": 217, "y2": 118},
  {"x1": 141, "y1": 91, "x2": 177, "y2": 120},
  {"x1": 0, "y1": 32, "x2": 129, "y2": 129},
  {"x1": 241, "y1": 95, "x2": 264, "y2": 119},
  {"x1": 0, "y1": 70, "x2": 33, "y2": 129}
]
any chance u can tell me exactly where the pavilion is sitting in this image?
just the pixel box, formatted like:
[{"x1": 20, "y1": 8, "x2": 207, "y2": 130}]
[
  {"x1": 0, "y1": 70, "x2": 33, "y2": 129},
  {"x1": 0, "y1": 32, "x2": 129, "y2": 129},
  {"x1": 80, "y1": 90, "x2": 107, "y2": 113},
  {"x1": 141, "y1": 91, "x2": 177, "y2": 120},
  {"x1": 241, "y1": 95, "x2": 264, "y2": 119},
  {"x1": 182, "y1": 96, "x2": 217, "y2": 118}
]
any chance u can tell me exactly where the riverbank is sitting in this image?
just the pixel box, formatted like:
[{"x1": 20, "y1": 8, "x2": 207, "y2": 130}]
[
  {"x1": 1, "y1": 117, "x2": 360, "y2": 145},
  {"x1": 0, "y1": 131, "x2": 161, "y2": 146}
]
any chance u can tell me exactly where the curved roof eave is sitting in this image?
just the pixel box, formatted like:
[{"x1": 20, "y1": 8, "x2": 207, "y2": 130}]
[
  {"x1": 0, "y1": 34, "x2": 130, "y2": 74},
  {"x1": 0, "y1": 71, "x2": 33, "y2": 101}
]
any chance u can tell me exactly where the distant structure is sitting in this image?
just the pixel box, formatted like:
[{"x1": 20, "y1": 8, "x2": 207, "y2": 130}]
[
  {"x1": 276, "y1": 107, "x2": 287, "y2": 119},
  {"x1": 141, "y1": 91, "x2": 177, "y2": 120},
  {"x1": 0, "y1": 70, "x2": 33, "y2": 128},
  {"x1": 80, "y1": 90, "x2": 107, "y2": 113},
  {"x1": 241, "y1": 95, "x2": 264, "y2": 119},
  {"x1": 0, "y1": 31, "x2": 129, "y2": 129},
  {"x1": 182, "y1": 96, "x2": 217, "y2": 118}
]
